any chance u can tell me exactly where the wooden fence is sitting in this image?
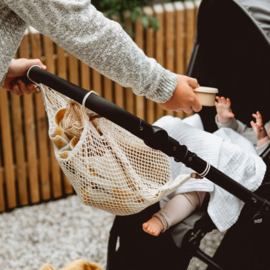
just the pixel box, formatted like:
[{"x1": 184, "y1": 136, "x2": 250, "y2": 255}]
[{"x1": 0, "y1": 1, "x2": 200, "y2": 212}]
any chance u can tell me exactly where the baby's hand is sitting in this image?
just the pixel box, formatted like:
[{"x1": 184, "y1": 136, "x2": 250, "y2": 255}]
[
  {"x1": 250, "y1": 111, "x2": 269, "y2": 147},
  {"x1": 215, "y1": 96, "x2": 235, "y2": 124}
]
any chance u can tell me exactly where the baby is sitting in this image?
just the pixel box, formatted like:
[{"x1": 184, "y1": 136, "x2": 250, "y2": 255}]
[
  {"x1": 51, "y1": 94, "x2": 267, "y2": 236},
  {"x1": 143, "y1": 96, "x2": 269, "y2": 237}
]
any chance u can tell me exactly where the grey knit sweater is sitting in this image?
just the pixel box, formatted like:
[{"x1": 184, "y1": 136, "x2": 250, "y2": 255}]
[{"x1": 0, "y1": 0, "x2": 177, "y2": 103}]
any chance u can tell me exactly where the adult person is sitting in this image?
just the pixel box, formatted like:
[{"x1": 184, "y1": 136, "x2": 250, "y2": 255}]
[{"x1": 0, "y1": 0, "x2": 201, "y2": 114}]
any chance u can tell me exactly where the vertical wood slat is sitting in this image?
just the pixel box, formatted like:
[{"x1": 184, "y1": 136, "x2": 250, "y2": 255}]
[
  {"x1": 56, "y1": 45, "x2": 74, "y2": 195},
  {"x1": 174, "y1": 2, "x2": 185, "y2": 75},
  {"x1": 80, "y1": 62, "x2": 91, "y2": 91},
  {"x1": 0, "y1": 144, "x2": 5, "y2": 211},
  {"x1": 135, "y1": 12, "x2": 145, "y2": 120},
  {"x1": 57, "y1": 46, "x2": 67, "y2": 80},
  {"x1": 0, "y1": 89, "x2": 16, "y2": 209},
  {"x1": 153, "y1": 4, "x2": 166, "y2": 120},
  {"x1": 164, "y1": 3, "x2": 175, "y2": 73},
  {"x1": 10, "y1": 54, "x2": 28, "y2": 206},
  {"x1": 10, "y1": 108, "x2": 27, "y2": 206},
  {"x1": 20, "y1": 32, "x2": 40, "y2": 204},
  {"x1": 43, "y1": 36, "x2": 62, "y2": 199},
  {"x1": 185, "y1": 1, "x2": 196, "y2": 71},
  {"x1": 103, "y1": 76, "x2": 113, "y2": 103},
  {"x1": 29, "y1": 27, "x2": 51, "y2": 201},
  {"x1": 114, "y1": 83, "x2": 125, "y2": 109},
  {"x1": 184, "y1": 1, "x2": 196, "y2": 118},
  {"x1": 174, "y1": 2, "x2": 185, "y2": 120},
  {"x1": 92, "y1": 69, "x2": 102, "y2": 96},
  {"x1": 68, "y1": 54, "x2": 79, "y2": 85},
  {"x1": 164, "y1": 3, "x2": 175, "y2": 116},
  {"x1": 123, "y1": 11, "x2": 134, "y2": 113},
  {"x1": 143, "y1": 6, "x2": 155, "y2": 124}
]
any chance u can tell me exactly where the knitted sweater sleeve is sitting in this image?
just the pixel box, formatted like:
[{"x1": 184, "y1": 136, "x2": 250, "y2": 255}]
[
  {"x1": 1, "y1": 0, "x2": 177, "y2": 103},
  {"x1": 0, "y1": 3, "x2": 27, "y2": 88}
]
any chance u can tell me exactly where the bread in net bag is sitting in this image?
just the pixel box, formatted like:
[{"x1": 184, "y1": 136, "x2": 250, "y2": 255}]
[{"x1": 40, "y1": 85, "x2": 191, "y2": 215}]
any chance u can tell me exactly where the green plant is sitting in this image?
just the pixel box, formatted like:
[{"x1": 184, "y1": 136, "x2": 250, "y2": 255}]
[{"x1": 91, "y1": 0, "x2": 160, "y2": 34}]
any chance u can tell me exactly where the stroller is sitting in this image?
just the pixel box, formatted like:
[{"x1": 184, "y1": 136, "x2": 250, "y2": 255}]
[{"x1": 24, "y1": 0, "x2": 270, "y2": 269}]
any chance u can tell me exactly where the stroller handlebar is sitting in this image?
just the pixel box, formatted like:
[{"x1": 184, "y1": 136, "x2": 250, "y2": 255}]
[
  {"x1": 26, "y1": 66, "x2": 153, "y2": 138},
  {"x1": 26, "y1": 66, "x2": 270, "y2": 212}
]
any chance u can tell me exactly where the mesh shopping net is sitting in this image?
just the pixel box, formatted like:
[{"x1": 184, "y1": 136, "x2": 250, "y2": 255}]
[{"x1": 40, "y1": 86, "x2": 190, "y2": 215}]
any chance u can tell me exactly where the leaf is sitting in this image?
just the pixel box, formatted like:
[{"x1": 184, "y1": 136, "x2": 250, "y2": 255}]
[
  {"x1": 141, "y1": 14, "x2": 151, "y2": 29},
  {"x1": 131, "y1": 10, "x2": 141, "y2": 22},
  {"x1": 151, "y1": 17, "x2": 160, "y2": 31}
]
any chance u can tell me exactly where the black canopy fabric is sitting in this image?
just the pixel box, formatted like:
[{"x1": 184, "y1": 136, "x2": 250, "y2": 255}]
[
  {"x1": 187, "y1": 0, "x2": 270, "y2": 133},
  {"x1": 239, "y1": 0, "x2": 270, "y2": 41}
]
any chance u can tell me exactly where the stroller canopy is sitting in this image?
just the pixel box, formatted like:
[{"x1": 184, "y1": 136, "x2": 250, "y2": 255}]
[{"x1": 187, "y1": 0, "x2": 270, "y2": 132}]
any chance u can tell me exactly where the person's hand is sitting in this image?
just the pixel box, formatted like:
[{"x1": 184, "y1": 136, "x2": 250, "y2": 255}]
[
  {"x1": 250, "y1": 111, "x2": 269, "y2": 147},
  {"x1": 3, "y1": 58, "x2": 46, "y2": 95},
  {"x1": 157, "y1": 75, "x2": 201, "y2": 114},
  {"x1": 215, "y1": 96, "x2": 235, "y2": 124}
]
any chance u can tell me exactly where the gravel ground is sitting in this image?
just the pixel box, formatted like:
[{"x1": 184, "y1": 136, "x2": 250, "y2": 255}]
[{"x1": 0, "y1": 195, "x2": 225, "y2": 270}]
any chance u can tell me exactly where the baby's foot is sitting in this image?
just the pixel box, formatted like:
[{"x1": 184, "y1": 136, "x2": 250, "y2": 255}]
[
  {"x1": 142, "y1": 216, "x2": 164, "y2": 237},
  {"x1": 215, "y1": 96, "x2": 235, "y2": 124}
]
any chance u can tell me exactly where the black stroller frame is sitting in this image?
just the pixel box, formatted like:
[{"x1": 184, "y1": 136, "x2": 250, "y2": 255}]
[
  {"x1": 25, "y1": 0, "x2": 270, "y2": 269},
  {"x1": 26, "y1": 67, "x2": 270, "y2": 270}
]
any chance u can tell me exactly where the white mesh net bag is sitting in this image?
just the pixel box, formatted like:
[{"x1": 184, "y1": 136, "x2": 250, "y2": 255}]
[{"x1": 40, "y1": 85, "x2": 191, "y2": 215}]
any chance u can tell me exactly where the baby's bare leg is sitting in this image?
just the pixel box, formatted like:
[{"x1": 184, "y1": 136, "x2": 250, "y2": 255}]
[{"x1": 143, "y1": 191, "x2": 206, "y2": 236}]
